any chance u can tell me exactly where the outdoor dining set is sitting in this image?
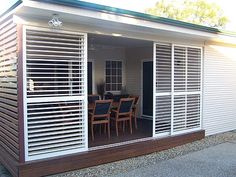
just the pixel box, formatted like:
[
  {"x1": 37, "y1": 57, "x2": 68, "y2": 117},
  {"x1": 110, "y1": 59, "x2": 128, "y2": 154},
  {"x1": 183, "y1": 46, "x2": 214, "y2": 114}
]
[{"x1": 88, "y1": 94, "x2": 140, "y2": 141}]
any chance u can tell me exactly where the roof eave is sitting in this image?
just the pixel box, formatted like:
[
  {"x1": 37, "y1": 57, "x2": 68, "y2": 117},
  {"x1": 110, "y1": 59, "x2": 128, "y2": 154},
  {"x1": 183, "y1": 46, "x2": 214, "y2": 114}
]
[
  {"x1": 34, "y1": 0, "x2": 220, "y2": 34},
  {"x1": 0, "y1": 0, "x2": 22, "y2": 19}
]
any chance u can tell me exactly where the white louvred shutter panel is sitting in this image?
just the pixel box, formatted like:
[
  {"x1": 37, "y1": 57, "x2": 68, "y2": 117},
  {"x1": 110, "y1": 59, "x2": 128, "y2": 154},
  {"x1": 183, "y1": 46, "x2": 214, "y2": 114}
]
[
  {"x1": 154, "y1": 43, "x2": 172, "y2": 136},
  {"x1": 172, "y1": 45, "x2": 201, "y2": 134},
  {"x1": 24, "y1": 27, "x2": 88, "y2": 161},
  {"x1": 153, "y1": 42, "x2": 202, "y2": 137}
]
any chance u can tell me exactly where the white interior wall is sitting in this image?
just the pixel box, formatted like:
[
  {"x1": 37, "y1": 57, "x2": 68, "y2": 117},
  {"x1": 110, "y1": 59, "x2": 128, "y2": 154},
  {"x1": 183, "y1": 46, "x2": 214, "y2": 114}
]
[
  {"x1": 88, "y1": 45, "x2": 153, "y2": 117},
  {"x1": 88, "y1": 47, "x2": 126, "y2": 93},
  {"x1": 203, "y1": 44, "x2": 236, "y2": 136},
  {"x1": 125, "y1": 47, "x2": 153, "y2": 117}
]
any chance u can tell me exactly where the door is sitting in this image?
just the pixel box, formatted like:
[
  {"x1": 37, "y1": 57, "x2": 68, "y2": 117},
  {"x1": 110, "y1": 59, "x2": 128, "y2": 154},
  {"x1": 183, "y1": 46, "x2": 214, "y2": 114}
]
[
  {"x1": 23, "y1": 26, "x2": 88, "y2": 161},
  {"x1": 87, "y1": 62, "x2": 93, "y2": 94},
  {"x1": 142, "y1": 61, "x2": 153, "y2": 117}
]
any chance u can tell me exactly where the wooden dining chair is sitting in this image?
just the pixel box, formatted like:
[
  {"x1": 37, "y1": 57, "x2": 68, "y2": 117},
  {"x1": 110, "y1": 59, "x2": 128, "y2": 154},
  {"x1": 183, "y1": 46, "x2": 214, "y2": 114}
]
[
  {"x1": 129, "y1": 95, "x2": 140, "y2": 129},
  {"x1": 88, "y1": 94, "x2": 100, "y2": 113},
  {"x1": 89, "y1": 100, "x2": 113, "y2": 141},
  {"x1": 110, "y1": 98, "x2": 135, "y2": 136},
  {"x1": 88, "y1": 94, "x2": 100, "y2": 104}
]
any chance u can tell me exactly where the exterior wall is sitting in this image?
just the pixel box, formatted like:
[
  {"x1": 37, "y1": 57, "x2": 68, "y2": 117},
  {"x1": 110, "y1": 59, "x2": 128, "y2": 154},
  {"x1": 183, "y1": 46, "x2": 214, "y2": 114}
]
[
  {"x1": 88, "y1": 47, "x2": 126, "y2": 93},
  {"x1": 0, "y1": 16, "x2": 19, "y2": 161},
  {"x1": 203, "y1": 44, "x2": 236, "y2": 136}
]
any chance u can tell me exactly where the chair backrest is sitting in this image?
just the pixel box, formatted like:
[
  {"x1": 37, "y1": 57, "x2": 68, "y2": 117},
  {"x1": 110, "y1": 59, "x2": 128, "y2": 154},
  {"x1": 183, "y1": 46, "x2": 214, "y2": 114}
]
[
  {"x1": 129, "y1": 95, "x2": 140, "y2": 105},
  {"x1": 88, "y1": 94, "x2": 100, "y2": 104},
  {"x1": 118, "y1": 98, "x2": 134, "y2": 114},
  {"x1": 104, "y1": 92, "x2": 113, "y2": 100},
  {"x1": 113, "y1": 94, "x2": 130, "y2": 102},
  {"x1": 93, "y1": 100, "x2": 112, "y2": 116}
]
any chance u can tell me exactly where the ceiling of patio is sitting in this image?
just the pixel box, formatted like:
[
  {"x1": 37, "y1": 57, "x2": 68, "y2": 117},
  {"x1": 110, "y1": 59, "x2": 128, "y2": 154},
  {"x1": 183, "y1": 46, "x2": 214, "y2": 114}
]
[{"x1": 88, "y1": 33, "x2": 152, "y2": 48}]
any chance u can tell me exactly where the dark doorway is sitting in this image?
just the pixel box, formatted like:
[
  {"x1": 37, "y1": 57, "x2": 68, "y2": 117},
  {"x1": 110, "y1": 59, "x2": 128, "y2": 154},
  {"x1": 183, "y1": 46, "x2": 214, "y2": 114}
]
[
  {"x1": 142, "y1": 61, "x2": 153, "y2": 117},
  {"x1": 88, "y1": 62, "x2": 93, "y2": 94}
]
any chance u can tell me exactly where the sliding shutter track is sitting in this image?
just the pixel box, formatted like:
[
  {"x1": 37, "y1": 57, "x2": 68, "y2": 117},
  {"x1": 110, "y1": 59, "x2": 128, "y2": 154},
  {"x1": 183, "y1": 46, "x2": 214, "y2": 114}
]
[
  {"x1": 24, "y1": 27, "x2": 87, "y2": 161},
  {"x1": 154, "y1": 43, "x2": 172, "y2": 136}
]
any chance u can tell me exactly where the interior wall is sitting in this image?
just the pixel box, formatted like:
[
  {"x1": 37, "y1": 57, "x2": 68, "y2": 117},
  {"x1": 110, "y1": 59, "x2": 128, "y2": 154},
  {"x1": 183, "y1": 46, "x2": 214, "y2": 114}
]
[
  {"x1": 88, "y1": 44, "x2": 153, "y2": 118},
  {"x1": 125, "y1": 46, "x2": 153, "y2": 117},
  {"x1": 88, "y1": 47, "x2": 126, "y2": 93}
]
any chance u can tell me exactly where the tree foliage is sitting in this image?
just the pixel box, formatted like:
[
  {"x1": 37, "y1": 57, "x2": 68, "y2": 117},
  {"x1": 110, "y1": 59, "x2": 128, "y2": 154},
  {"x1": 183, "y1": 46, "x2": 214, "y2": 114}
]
[{"x1": 145, "y1": 0, "x2": 228, "y2": 28}]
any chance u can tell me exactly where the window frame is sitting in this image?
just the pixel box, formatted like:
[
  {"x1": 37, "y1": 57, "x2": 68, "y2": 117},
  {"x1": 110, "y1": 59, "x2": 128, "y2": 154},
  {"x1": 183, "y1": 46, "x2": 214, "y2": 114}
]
[{"x1": 104, "y1": 60, "x2": 123, "y2": 93}]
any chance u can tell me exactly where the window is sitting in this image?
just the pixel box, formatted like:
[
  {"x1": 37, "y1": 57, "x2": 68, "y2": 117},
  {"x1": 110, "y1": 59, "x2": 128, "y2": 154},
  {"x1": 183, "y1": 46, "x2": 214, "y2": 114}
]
[{"x1": 105, "y1": 61, "x2": 122, "y2": 91}]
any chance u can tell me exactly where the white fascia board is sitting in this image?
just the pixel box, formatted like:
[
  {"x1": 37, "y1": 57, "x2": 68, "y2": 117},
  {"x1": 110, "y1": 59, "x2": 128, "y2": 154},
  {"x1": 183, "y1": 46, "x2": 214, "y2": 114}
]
[
  {"x1": 22, "y1": 0, "x2": 217, "y2": 39},
  {"x1": 0, "y1": 3, "x2": 24, "y2": 23},
  {"x1": 211, "y1": 34, "x2": 236, "y2": 46}
]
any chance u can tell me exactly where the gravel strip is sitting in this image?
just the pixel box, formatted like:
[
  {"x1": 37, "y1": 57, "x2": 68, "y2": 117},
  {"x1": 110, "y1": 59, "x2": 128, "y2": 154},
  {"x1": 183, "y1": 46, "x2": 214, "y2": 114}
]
[
  {"x1": 50, "y1": 130, "x2": 236, "y2": 177},
  {"x1": 1, "y1": 130, "x2": 236, "y2": 177}
]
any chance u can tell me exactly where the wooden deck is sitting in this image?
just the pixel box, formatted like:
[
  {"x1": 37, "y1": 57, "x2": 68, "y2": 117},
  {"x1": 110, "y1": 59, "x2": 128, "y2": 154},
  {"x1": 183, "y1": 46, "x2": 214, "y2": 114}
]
[
  {"x1": 15, "y1": 130, "x2": 205, "y2": 177},
  {"x1": 89, "y1": 119, "x2": 152, "y2": 147}
]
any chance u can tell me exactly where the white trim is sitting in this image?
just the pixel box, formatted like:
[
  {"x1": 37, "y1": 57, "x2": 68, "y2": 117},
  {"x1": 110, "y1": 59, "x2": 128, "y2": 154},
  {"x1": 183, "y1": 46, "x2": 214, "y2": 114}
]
[
  {"x1": 23, "y1": 25, "x2": 29, "y2": 161},
  {"x1": 155, "y1": 92, "x2": 171, "y2": 96},
  {"x1": 84, "y1": 33, "x2": 88, "y2": 150},
  {"x1": 140, "y1": 59, "x2": 153, "y2": 118},
  {"x1": 171, "y1": 44, "x2": 174, "y2": 135},
  {"x1": 185, "y1": 47, "x2": 188, "y2": 128},
  {"x1": 200, "y1": 47, "x2": 203, "y2": 130},
  {"x1": 104, "y1": 59, "x2": 124, "y2": 93},
  {"x1": 152, "y1": 44, "x2": 156, "y2": 137},
  {"x1": 172, "y1": 128, "x2": 202, "y2": 136}
]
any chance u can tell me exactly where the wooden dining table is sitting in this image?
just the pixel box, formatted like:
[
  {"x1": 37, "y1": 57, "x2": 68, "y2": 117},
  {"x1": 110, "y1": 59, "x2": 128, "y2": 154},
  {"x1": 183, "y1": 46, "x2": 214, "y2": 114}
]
[{"x1": 88, "y1": 101, "x2": 119, "y2": 111}]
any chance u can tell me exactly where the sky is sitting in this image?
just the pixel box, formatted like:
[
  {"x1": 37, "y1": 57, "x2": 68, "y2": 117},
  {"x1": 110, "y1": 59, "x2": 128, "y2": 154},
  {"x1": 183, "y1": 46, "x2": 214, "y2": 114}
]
[{"x1": 0, "y1": 0, "x2": 236, "y2": 31}]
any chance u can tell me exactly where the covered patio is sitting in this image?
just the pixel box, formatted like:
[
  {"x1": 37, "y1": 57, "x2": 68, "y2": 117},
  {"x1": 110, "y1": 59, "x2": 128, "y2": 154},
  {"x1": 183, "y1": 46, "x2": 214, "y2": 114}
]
[{"x1": 87, "y1": 34, "x2": 154, "y2": 147}]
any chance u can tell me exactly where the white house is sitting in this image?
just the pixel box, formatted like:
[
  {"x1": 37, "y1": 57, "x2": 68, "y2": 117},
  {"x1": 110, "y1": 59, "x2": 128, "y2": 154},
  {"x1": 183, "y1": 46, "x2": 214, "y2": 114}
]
[{"x1": 0, "y1": 0, "x2": 235, "y2": 176}]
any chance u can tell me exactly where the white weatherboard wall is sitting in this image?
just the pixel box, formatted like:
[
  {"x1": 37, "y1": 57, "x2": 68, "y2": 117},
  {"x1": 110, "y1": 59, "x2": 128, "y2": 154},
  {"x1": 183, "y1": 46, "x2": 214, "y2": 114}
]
[{"x1": 203, "y1": 44, "x2": 236, "y2": 136}]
